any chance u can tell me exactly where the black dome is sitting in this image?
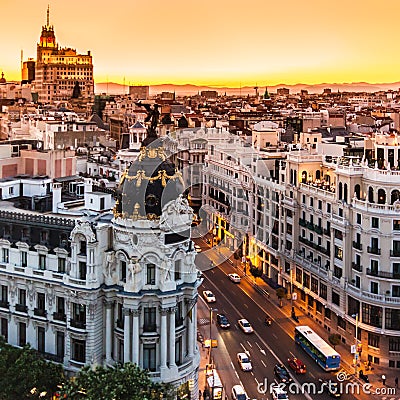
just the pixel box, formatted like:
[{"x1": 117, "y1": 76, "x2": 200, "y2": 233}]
[{"x1": 117, "y1": 138, "x2": 184, "y2": 220}]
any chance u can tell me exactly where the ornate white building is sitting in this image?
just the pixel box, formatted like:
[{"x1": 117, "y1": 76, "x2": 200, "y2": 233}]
[{"x1": 0, "y1": 134, "x2": 201, "y2": 398}]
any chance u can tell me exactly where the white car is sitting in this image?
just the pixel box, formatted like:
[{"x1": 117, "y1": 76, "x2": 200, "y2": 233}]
[
  {"x1": 203, "y1": 290, "x2": 216, "y2": 303},
  {"x1": 228, "y1": 273, "x2": 241, "y2": 283},
  {"x1": 238, "y1": 318, "x2": 254, "y2": 333},
  {"x1": 236, "y1": 352, "x2": 252, "y2": 371},
  {"x1": 272, "y1": 387, "x2": 289, "y2": 400},
  {"x1": 194, "y1": 244, "x2": 202, "y2": 253},
  {"x1": 231, "y1": 384, "x2": 249, "y2": 400}
]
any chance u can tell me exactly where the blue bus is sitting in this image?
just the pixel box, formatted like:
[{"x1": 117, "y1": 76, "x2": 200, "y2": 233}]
[{"x1": 295, "y1": 326, "x2": 341, "y2": 371}]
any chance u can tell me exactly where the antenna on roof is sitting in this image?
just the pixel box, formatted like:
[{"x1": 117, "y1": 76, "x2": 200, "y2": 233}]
[{"x1": 47, "y1": 4, "x2": 50, "y2": 26}]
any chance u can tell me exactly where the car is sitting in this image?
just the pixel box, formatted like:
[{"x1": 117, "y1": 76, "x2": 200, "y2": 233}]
[
  {"x1": 287, "y1": 355, "x2": 306, "y2": 374},
  {"x1": 274, "y1": 364, "x2": 293, "y2": 384},
  {"x1": 236, "y1": 352, "x2": 252, "y2": 371},
  {"x1": 194, "y1": 244, "x2": 202, "y2": 253},
  {"x1": 271, "y1": 387, "x2": 289, "y2": 400},
  {"x1": 231, "y1": 384, "x2": 249, "y2": 400},
  {"x1": 319, "y1": 379, "x2": 341, "y2": 398},
  {"x1": 216, "y1": 313, "x2": 230, "y2": 329},
  {"x1": 228, "y1": 273, "x2": 241, "y2": 283},
  {"x1": 238, "y1": 318, "x2": 254, "y2": 334},
  {"x1": 202, "y1": 290, "x2": 216, "y2": 303}
]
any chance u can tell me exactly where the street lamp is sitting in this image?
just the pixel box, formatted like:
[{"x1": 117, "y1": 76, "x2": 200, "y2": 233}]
[
  {"x1": 352, "y1": 313, "x2": 359, "y2": 375},
  {"x1": 209, "y1": 307, "x2": 218, "y2": 365}
]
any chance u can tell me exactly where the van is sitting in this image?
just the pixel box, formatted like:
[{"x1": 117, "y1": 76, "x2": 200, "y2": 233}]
[{"x1": 231, "y1": 384, "x2": 249, "y2": 400}]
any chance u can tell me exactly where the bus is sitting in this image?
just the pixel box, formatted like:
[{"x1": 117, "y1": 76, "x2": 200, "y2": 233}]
[{"x1": 295, "y1": 326, "x2": 341, "y2": 371}]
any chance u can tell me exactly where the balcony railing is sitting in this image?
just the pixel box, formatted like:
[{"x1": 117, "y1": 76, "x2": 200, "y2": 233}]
[
  {"x1": 15, "y1": 304, "x2": 28, "y2": 313},
  {"x1": 0, "y1": 300, "x2": 9, "y2": 309},
  {"x1": 34, "y1": 308, "x2": 47, "y2": 318},
  {"x1": 390, "y1": 250, "x2": 400, "y2": 257},
  {"x1": 53, "y1": 312, "x2": 66, "y2": 322},
  {"x1": 352, "y1": 262, "x2": 362, "y2": 272},
  {"x1": 323, "y1": 229, "x2": 330, "y2": 236},
  {"x1": 367, "y1": 246, "x2": 381, "y2": 255},
  {"x1": 70, "y1": 319, "x2": 86, "y2": 329},
  {"x1": 353, "y1": 241, "x2": 363, "y2": 251},
  {"x1": 43, "y1": 352, "x2": 64, "y2": 363},
  {"x1": 366, "y1": 268, "x2": 400, "y2": 279}
]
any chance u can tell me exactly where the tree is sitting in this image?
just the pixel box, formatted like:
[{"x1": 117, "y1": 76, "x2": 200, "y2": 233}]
[
  {"x1": 249, "y1": 266, "x2": 263, "y2": 280},
  {"x1": 57, "y1": 363, "x2": 175, "y2": 400},
  {"x1": 276, "y1": 287, "x2": 286, "y2": 308},
  {"x1": 0, "y1": 337, "x2": 64, "y2": 400},
  {"x1": 328, "y1": 334, "x2": 341, "y2": 349}
]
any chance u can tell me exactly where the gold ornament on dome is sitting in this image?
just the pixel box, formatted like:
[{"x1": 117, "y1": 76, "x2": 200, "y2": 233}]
[
  {"x1": 125, "y1": 168, "x2": 184, "y2": 188},
  {"x1": 138, "y1": 146, "x2": 167, "y2": 161},
  {"x1": 146, "y1": 213, "x2": 159, "y2": 221}
]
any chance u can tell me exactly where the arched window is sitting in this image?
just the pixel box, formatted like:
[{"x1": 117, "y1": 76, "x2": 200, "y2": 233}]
[
  {"x1": 378, "y1": 189, "x2": 386, "y2": 204},
  {"x1": 290, "y1": 169, "x2": 294, "y2": 185},
  {"x1": 325, "y1": 174, "x2": 331, "y2": 184},
  {"x1": 301, "y1": 171, "x2": 307, "y2": 184},
  {"x1": 368, "y1": 187, "x2": 374, "y2": 203},
  {"x1": 354, "y1": 184, "x2": 361, "y2": 200},
  {"x1": 391, "y1": 190, "x2": 400, "y2": 204},
  {"x1": 344, "y1": 183, "x2": 348, "y2": 203},
  {"x1": 316, "y1": 170, "x2": 321, "y2": 180},
  {"x1": 338, "y1": 182, "x2": 343, "y2": 200}
]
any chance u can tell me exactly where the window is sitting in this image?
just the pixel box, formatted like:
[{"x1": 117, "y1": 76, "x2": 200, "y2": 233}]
[
  {"x1": 325, "y1": 308, "x2": 331, "y2": 320},
  {"x1": 2, "y1": 248, "x2": 9, "y2": 264},
  {"x1": 393, "y1": 286, "x2": 400, "y2": 297},
  {"x1": 146, "y1": 264, "x2": 156, "y2": 285},
  {"x1": 332, "y1": 291, "x2": 340, "y2": 306},
  {"x1": 18, "y1": 289, "x2": 26, "y2": 306},
  {"x1": 37, "y1": 293, "x2": 45, "y2": 311},
  {"x1": 19, "y1": 322, "x2": 26, "y2": 346},
  {"x1": 370, "y1": 259, "x2": 379, "y2": 274},
  {"x1": 72, "y1": 303, "x2": 86, "y2": 326},
  {"x1": 311, "y1": 277, "x2": 318, "y2": 294},
  {"x1": 308, "y1": 295, "x2": 314, "y2": 308},
  {"x1": 356, "y1": 213, "x2": 362, "y2": 224},
  {"x1": 176, "y1": 301, "x2": 183, "y2": 327},
  {"x1": 303, "y1": 273, "x2": 310, "y2": 289},
  {"x1": 370, "y1": 281, "x2": 378, "y2": 294},
  {"x1": 320, "y1": 283, "x2": 327, "y2": 300},
  {"x1": 389, "y1": 337, "x2": 400, "y2": 352},
  {"x1": 327, "y1": 203, "x2": 331, "y2": 213},
  {"x1": 58, "y1": 258, "x2": 66, "y2": 273},
  {"x1": 362, "y1": 303, "x2": 382, "y2": 328},
  {"x1": 337, "y1": 316, "x2": 346, "y2": 330},
  {"x1": 37, "y1": 326, "x2": 45, "y2": 353},
  {"x1": 386, "y1": 309, "x2": 400, "y2": 330},
  {"x1": 79, "y1": 262, "x2": 87, "y2": 280},
  {"x1": 174, "y1": 260, "x2": 181, "y2": 281},
  {"x1": 310, "y1": 197, "x2": 314, "y2": 207},
  {"x1": 316, "y1": 301, "x2": 323, "y2": 314},
  {"x1": 394, "y1": 220, "x2": 400, "y2": 230},
  {"x1": 21, "y1": 251, "x2": 27, "y2": 268},
  {"x1": 120, "y1": 260, "x2": 127, "y2": 283},
  {"x1": 143, "y1": 344, "x2": 156, "y2": 371},
  {"x1": 56, "y1": 331, "x2": 65, "y2": 360},
  {"x1": 318, "y1": 200, "x2": 322, "y2": 210},
  {"x1": 302, "y1": 195, "x2": 306, "y2": 204},
  {"x1": 334, "y1": 266, "x2": 342, "y2": 279},
  {"x1": 334, "y1": 246, "x2": 343, "y2": 260},
  {"x1": 39, "y1": 254, "x2": 46, "y2": 270},
  {"x1": 0, "y1": 285, "x2": 8, "y2": 305},
  {"x1": 175, "y1": 337, "x2": 182, "y2": 366},
  {"x1": 296, "y1": 268, "x2": 302, "y2": 283},
  {"x1": 368, "y1": 333, "x2": 380, "y2": 348},
  {"x1": 372, "y1": 217, "x2": 379, "y2": 229},
  {"x1": 0, "y1": 317, "x2": 7, "y2": 341},
  {"x1": 71, "y1": 339, "x2": 86, "y2": 363},
  {"x1": 143, "y1": 307, "x2": 157, "y2": 332},
  {"x1": 79, "y1": 240, "x2": 87, "y2": 256}
]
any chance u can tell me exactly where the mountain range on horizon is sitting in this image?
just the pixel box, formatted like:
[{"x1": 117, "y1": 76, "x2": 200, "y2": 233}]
[{"x1": 95, "y1": 81, "x2": 400, "y2": 96}]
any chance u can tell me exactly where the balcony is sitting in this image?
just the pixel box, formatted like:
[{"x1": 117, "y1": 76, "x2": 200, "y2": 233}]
[
  {"x1": 367, "y1": 246, "x2": 381, "y2": 255},
  {"x1": 70, "y1": 319, "x2": 86, "y2": 329},
  {"x1": 353, "y1": 241, "x2": 363, "y2": 251},
  {"x1": 34, "y1": 308, "x2": 47, "y2": 318},
  {"x1": 352, "y1": 262, "x2": 362, "y2": 272},
  {"x1": 15, "y1": 304, "x2": 28, "y2": 313},
  {"x1": 323, "y1": 229, "x2": 330, "y2": 236},
  {"x1": 390, "y1": 250, "x2": 400, "y2": 257},
  {"x1": 0, "y1": 300, "x2": 9, "y2": 309},
  {"x1": 366, "y1": 268, "x2": 400, "y2": 279},
  {"x1": 299, "y1": 219, "x2": 307, "y2": 227},
  {"x1": 314, "y1": 226, "x2": 323, "y2": 235},
  {"x1": 43, "y1": 352, "x2": 64, "y2": 363},
  {"x1": 53, "y1": 312, "x2": 66, "y2": 322}
]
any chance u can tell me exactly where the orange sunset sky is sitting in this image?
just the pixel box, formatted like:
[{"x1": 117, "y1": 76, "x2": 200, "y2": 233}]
[{"x1": 1, "y1": 0, "x2": 400, "y2": 87}]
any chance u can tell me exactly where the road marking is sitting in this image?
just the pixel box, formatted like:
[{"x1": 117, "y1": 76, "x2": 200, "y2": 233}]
[
  {"x1": 256, "y1": 342, "x2": 266, "y2": 355},
  {"x1": 247, "y1": 341, "x2": 252, "y2": 348},
  {"x1": 272, "y1": 333, "x2": 278, "y2": 339},
  {"x1": 261, "y1": 360, "x2": 266, "y2": 367},
  {"x1": 231, "y1": 361, "x2": 240, "y2": 379},
  {"x1": 243, "y1": 303, "x2": 249, "y2": 308},
  {"x1": 240, "y1": 343, "x2": 247, "y2": 352},
  {"x1": 309, "y1": 372, "x2": 315, "y2": 378},
  {"x1": 250, "y1": 371, "x2": 254, "y2": 376},
  {"x1": 255, "y1": 377, "x2": 259, "y2": 385}
]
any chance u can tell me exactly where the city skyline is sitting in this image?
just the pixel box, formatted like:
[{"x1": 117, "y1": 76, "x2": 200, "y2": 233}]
[{"x1": 1, "y1": 0, "x2": 400, "y2": 87}]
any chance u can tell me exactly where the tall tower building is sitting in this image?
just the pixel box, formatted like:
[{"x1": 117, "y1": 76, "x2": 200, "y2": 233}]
[{"x1": 32, "y1": 6, "x2": 94, "y2": 103}]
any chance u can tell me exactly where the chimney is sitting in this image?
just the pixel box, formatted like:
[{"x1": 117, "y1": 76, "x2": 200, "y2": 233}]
[{"x1": 52, "y1": 183, "x2": 62, "y2": 213}]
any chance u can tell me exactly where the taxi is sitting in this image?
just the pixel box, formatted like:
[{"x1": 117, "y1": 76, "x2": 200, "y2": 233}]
[{"x1": 287, "y1": 355, "x2": 306, "y2": 374}]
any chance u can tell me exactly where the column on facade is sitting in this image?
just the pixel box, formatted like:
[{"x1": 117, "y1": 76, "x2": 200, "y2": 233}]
[
  {"x1": 192, "y1": 302, "x2": 198, "y2": 352},
  {"x1": 186, "y1": 300, "x2": 195, "y2": 358},
  {"x1": 123, "y1": 308, "x2": 131, "y2": 363},
  {"x1": 160, "y1": 307, "x2": 168, "y2": 369},
  {"x1": 105, "y1": 301, "x2": 113, "y2": 363},
  {"x1": 168, "y1": 307, "x2": 176, "y2": 367},
  {"x1": 131, "y1": 308, "x2": 140, "y2": 365}
]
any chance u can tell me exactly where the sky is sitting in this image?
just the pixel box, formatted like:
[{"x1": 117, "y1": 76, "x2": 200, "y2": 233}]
[{"x1": 1, "y1": 0, "x2": 400, "y2": 87}]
